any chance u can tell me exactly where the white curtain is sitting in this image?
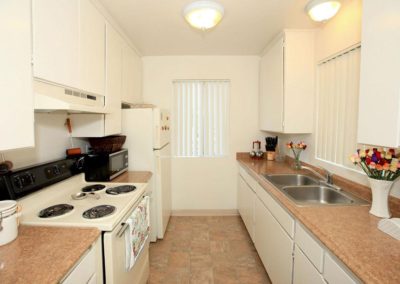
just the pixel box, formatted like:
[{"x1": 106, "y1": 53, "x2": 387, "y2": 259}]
[
  {"x1": 173, "y1": 80, "x2": 229, "y2": 157},
  {"x1": 316, "y1": 47, "x2": 361, "y2": 168}
]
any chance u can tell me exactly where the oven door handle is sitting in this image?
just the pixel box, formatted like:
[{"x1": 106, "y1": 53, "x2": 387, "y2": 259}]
[
  {"x1": 117, "y1": 195, "x2": 148, "y2": 238},
  {"x1": 117, "y1": 222, "x2": 129, "y2": 238}
]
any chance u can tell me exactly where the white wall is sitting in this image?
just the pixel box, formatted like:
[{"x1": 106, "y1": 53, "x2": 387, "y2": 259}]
[
  {"x1": 1, "y1": 113, "x2": 87, "y2": 169},
  {"x1": 142, "y1": 56, "x2": 263, "y2": 210}
]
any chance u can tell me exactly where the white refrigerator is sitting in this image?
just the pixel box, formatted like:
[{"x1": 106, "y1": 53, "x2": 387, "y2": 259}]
[{"x1": 122, "y1": 107, "x2": 171, "y2": 241}]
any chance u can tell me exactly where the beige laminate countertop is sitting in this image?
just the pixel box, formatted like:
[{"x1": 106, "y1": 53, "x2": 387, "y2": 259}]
[
  {"x1": 0, "y1": 226, "x2": 100, "y2": 284},
  {"x1": 111, "y1": 171, "x2": 152, "y2": 183},
  {"x1": 237, "y1": 155, "x2": 400, "y2": 284}
]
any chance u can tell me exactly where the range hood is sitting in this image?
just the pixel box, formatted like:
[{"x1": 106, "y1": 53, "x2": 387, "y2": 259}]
[{"x1": 34, "y1": 80, "x2": 108, "y2": 114}]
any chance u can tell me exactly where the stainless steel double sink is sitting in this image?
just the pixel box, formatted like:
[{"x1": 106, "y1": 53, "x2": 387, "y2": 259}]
[{"x1": 262, "y1": 174, "x2": 368, "y2": 206}]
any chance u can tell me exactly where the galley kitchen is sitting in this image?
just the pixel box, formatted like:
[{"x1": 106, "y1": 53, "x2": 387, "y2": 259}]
[{"x1": 1, "y1": 1, "x2": 400, "y2": 284}]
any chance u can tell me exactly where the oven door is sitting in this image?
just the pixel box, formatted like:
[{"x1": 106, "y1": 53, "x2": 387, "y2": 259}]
[{"x1": 103, "y1": 197, "x2": 149, "y2": 284}]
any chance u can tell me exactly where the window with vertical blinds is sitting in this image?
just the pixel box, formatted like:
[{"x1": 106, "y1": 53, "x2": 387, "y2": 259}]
[
  {"x1": 173, "y1": 80, "x2": 229, "y2": 157},
  {"x1": 316, "y1": 46, "x2": 361, "y2": 169}
]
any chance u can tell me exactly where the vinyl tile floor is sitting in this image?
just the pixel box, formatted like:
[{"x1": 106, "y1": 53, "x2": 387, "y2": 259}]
[{"x1": 148, "y1": 216, "x2": 272, "y2": 284}]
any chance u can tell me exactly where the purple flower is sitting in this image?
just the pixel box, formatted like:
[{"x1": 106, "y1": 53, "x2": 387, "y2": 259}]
[{"x1": 371, "y1": 153, "x2": 378, "y2": 163}]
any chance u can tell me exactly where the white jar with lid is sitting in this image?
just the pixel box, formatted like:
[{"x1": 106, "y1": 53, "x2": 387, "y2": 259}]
[{"x1": 0, "y1": 200, "x2": 20, "y2": 246}]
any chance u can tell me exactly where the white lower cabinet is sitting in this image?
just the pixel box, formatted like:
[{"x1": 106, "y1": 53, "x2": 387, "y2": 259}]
[
  {"x1": 237, "y1": 174, "x2": 255, "y2": 241},
  {"x1": 237, "y1": 165, "x2": 361, "y2": 284},
  {"x1": 62, "y1": 241, "x2": 99, "y2": 284},
  {"x1": 324, "y1": 253, "x2": 359, "y2": 284},
  {"x1": 293, "y1": 245, "x2": 326, "y2": 284},
  {"x1": 254, "y1": 196, "x2": 293, "y2": 284}
]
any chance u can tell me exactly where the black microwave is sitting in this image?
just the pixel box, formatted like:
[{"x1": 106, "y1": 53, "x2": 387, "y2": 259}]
[{"x1": 84, "y1": 149, "x2": 128, "y2": 181}]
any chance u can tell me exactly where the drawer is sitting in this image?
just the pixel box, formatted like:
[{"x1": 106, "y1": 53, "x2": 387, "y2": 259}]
[
  {"x1": 239, "y1": 165, "x2": 258, "y2": 192},
  {"x1": 255, "y1": 182, "x2": 295, "y2": 237},
  {"x1": 324, "y1": 253, "x2": 359, "y2": 284},
  {"x1": 295, "y1": 222, "x2": 324, "y2": 272},
  {"x1": 62, "y1": 245, "x2": 96, "y2": 284},
  {"x1": 293, "y1": 245, "x2": 326, "y2": 284}
]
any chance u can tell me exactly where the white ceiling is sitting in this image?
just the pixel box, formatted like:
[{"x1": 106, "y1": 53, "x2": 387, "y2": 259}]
[{"x1": 98, "y1": 0, "x2": 319, "y2": 56}]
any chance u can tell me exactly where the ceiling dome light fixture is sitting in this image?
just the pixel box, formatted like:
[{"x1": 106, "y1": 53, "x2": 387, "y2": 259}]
[
  {"x1": 183, "y1": 0, "x2": 224, "y2": 30},
  {"x1": 305, "y1": 0, "x2": 341, "y2": 22}
]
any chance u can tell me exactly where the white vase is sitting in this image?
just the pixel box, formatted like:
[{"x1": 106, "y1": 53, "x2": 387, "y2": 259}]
[{"x1": 368, "y1": 178, "x2": 393, "y2": 218}]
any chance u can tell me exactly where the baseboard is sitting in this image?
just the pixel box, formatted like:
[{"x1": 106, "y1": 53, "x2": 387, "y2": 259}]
[{"x1": 171, "y1": 209, "x2": 239, "y2": 216}]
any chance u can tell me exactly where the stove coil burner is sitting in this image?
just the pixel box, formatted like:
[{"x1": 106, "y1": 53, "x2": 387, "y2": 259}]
[
  {"x1": 38, "y1": 204, "x2": 74, "y2": 218},
  {"x1": 83, "y1": 205, "x2": 116, "y2": 219},
  {"x1": 106, "y1": 185, "x2": 136, "y2": 195},
  {"x1": 81, "y1": 184, "x2": 106, "y2": 192}
]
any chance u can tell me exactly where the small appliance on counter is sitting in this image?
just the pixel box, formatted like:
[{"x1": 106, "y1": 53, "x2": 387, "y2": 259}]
[
  {"x1": 79, "y1": 135, "x2": 129, "y2": 182},
  {"x1": 0, "y1": 200, "x2": 20, "y2": 246},
  {"x1": 84, "y1": 149, "x2": 129, "y2": 182},
  {"x1": 265, "y1": 136, "x2": 278, "y2": 161},
  {"x1": 250, "y1": 140, "x2": 264, "y2": 159}
]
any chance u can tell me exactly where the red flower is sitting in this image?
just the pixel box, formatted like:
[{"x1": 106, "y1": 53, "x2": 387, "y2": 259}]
[
  {"x1": 376, "y1": 152, "x2": 381, "y2": 159},
  {"x1": 365, "y1": 157, "x2": 371, "y2": 165}
]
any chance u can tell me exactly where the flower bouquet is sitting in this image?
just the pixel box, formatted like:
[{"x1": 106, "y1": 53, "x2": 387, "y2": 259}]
[
  {"x1": 351, "y1": 148, "x2": 400, "y2": 218},
  {"x1": 287, "y1": 141, "x2": 307, "y2": 170},
  {"x1": 350, "y1": 148, "x2": 400, "y2": 181}
]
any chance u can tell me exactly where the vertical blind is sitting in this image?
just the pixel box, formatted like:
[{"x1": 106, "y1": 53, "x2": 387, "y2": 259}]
[
  {"x1": 316, "y1": 46, "x2": 361, "y2": 168},
  {"x1": 173, "y1": 80, "x2": 229, "y2": 157}
]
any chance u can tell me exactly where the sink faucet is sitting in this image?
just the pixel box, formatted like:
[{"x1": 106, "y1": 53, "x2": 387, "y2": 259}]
[{"x1": 301, "y1": 166, "x2": 339, "y2": 189}]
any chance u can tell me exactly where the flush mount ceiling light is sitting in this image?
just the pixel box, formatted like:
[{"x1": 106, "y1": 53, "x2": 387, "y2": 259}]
[
  {"x1": 305, "y1": 0, "x2": 341, "y2": 22},
  {"x1": 183, "y1": 0, "x2": 224, "y2": 30}
]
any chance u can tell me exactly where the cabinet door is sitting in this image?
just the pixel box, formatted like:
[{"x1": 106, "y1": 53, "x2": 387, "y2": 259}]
[
  {"x1": 79, "y1": 0, "x2": 105, "y2": 96},
  {"x1": 283, "y1": 30, "x2": 314, "y2": 134},
  {"x1": 62, "y1": 245, "x2": 96, "y2": 284},
  {"x1": 324, "y1": 253, "x2": 359, "y2": 284},
  {"x1": 122, "y1": 43, "x2": 142, "y2": 104},
  {"x1": 357, "y1": 0, "x2": 400, "y2": 147},
  {"x1": 254, "y1": 197, "x2": 293, "y2": 284},
  {"x1": 0, "y1": 0, "x2": 34, "y2": 151},
  {"x1": 104, "y1": 23, "x2": 122, "y2": 135},
  {"x1": 237, "y1": 175, "x2": 246, "y2": 218},
  {"x1": 293, "y1": 245, "x2": 325, "y2": 284},
  {"x1": 131, "y1": 48, "x2": 142, "y2": 103},
  {"x1": 238, "y1": 175, "x2": 253, "y2": 239},
  {"x1": 259, "y1": 36, "x2": 284, "y2": 132},
  {"x1": 32, "y1": 0, "x2": 80, "y2": 89}
]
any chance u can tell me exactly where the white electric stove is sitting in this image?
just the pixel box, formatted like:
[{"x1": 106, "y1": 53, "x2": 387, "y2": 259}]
[
  {"x1": 0, "y1": 159, "x2": 150, "y2": 284},
  {"x1": 19, "y1": 174, "x2": 147, "y2": 231}
]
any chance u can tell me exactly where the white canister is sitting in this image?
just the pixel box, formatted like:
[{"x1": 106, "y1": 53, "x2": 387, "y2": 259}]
[{"x1": 0, "y1": 200, "x2": 20, "y2": 246}]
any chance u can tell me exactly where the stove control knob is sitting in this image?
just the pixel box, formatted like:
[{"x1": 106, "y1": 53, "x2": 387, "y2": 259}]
[
  {"x1": 52, "y1": 165, "x2": 61, "y2": 176},
  {"x1": 13, "y1": 176, "x2": 23, "y2": 189},
  {"x1": 28, "y1": 173, "x2": 36, "y2": 184}
]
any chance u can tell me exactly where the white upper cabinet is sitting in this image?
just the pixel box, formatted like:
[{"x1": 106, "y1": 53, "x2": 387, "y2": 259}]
[
  {"x1": 104, "y1": 23, "x2": 123, "y2": 135},
  {"x1": 357, "y1": 0, "x2": 400, "y2": 147},
  {"x1": 79, "y1": 0, "x2": 105, "y2": 96},
  {"x1": 32, "y1": 0, "x2": 80, "y2": 89},
  {"x1": 259, "y1": 30, "x2": 315, "y2": 134},
  {"x1": 122, "y1": 42, "x2": 142, "y2": 104},
  {"x1": 0, "y1": 0, "x2": 35, "y2": 151},
  {"x1": 32, "y1": 0, "x2": 105, "y2": 96},
  {"x1": 70, "y1": 23, "x2": 122, "y2": 137},
  {"x1": 259, "y1": 36, "x2": 284, "y2": 132}
]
